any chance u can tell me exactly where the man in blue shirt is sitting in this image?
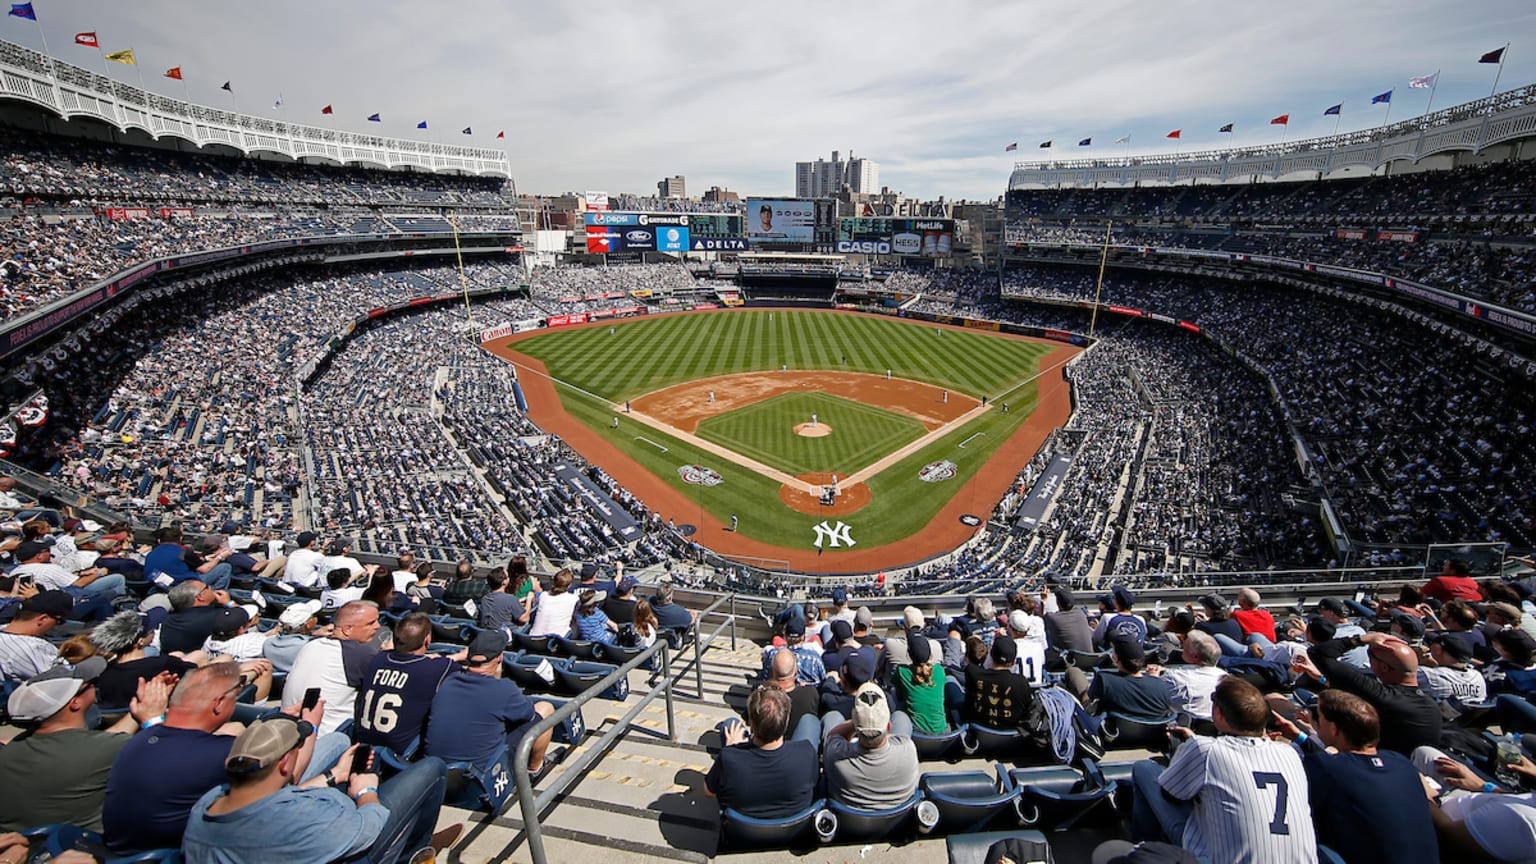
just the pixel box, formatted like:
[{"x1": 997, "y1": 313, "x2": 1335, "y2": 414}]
[
  {"x1": 144, "y1": 525, "x2": 233, "y2": 591},
  {"x1": 650, "y1": 583, "x2": 695, "y2": 639},
  {"x1": 183, "y1": 715, "x2": 460, "y2": 864},
  {"x1": 103, "y1": 662, "x2": 345, "y2": 855},
  {"x1": 1093, "y1": 585, "x2": 1147, "y2": 648},
  {"x1": 424, "y1": 630, "x2": 557, "y2": 776},
  {"x1": 355, "y1": 613, "x2": 461, "y2": 755}
]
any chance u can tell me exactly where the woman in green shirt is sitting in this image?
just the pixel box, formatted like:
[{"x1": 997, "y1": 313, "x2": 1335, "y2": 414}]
[{"x1": 892, "y1": 629, "x2": 949, "y2": 734}]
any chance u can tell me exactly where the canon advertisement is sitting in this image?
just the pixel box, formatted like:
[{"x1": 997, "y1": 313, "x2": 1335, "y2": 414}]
[
  {"x1": 746, "y1": 199, "x2": 816, "y2": 244},
  {"x1": 836, "y1": 218, "x2": 955, "y2": 256}
]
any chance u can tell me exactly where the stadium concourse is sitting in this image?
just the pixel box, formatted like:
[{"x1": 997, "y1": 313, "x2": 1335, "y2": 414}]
[{"x1": 2, "y1": 96, "x2": 1536, "y2": 864}]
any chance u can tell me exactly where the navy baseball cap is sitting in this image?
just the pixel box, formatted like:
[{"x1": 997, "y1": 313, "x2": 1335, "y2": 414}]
[
  {"x1": 831, "y1": 587, "x2": 848, "y2": 604},
  {"x1": 841, "y1": 652, "x2": 873, "y2": 686}
]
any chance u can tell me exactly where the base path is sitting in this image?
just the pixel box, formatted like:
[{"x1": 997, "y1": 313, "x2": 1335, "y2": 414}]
[
  {"x1": 486, "y1": 310, "x2": 1080, "y2": 572},
  {"x1": 632, "y1": 370, "x2": 976, "y2": 433}
]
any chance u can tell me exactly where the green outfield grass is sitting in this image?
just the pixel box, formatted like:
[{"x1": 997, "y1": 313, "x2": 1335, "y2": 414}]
[
  {"x1": 695, "y1": 391, "x2": 927, "y2": 476},
  {"x1": 511, "y1": 310, "x2": 1061, "y2": 555}
]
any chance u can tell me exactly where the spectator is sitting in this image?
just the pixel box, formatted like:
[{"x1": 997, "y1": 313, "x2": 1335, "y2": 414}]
[
  {"x1": 282, "y1": 531, "x2": 324, "y2": 589},
  {"x1": 1273, "y1": 690, "x2": 1439, "y2": 864},
  {"x1": 424, "y1": 630, "x2": 557, "y2": 776},
  {"x1": 764, "y1": 619, "x2": 827, "y2": 686},
  {"x1": 631, "y1": 599, "x2": 659, "y2": 649},
  {"x1": 602, "y1": 574, "x2": 639, "y2": 626},
  {"x1": 1193, "y1": 594, "x2": 1246, "y2": 652},
  {"x1": 1072, "y1": 634, "x2": 1175, "y2": 722},
  {"x1": 0, "y1": 659, "x2": 172, "y2": 831},
  {"x1": 891, "y1": 627, "x2": 950, "y2": 734},
  {"x1": 1131, "y1": 677, "x2": 1316, "y2": 863},
  {"x1": 205, "y1": 606, "x2": 279, "y2": 663},
  {"x1": 650, "y1": 582, "x2": 697, "y2": 638},
  {"x1": 280, "y1": 600, "x2": 385, "y2": 735},
  {"x1": 159, "y1": 580, "x2": 235, "y2": 655},
  {"x1": 1043, "y1": 586, "x2": 1093, "y2": 668},
  {"x1": 822, "y1": 682, "x2": 920, "y2": 810},
  {"x1": 92, "y1": 609, "x2": 199, "y2": 709},
  {"x1": 102, "y1": 663, "x2": 342, "y2": 856},
  {"x1": 1422, "y1": 559, "x2": 1482, "y2": 604},
  {"x1": 1296, "y1": 631, "x2": 1442, "y2": 755},
  {"x1": 354, "y1": 612, "x2": 460, "y2": 755},
  {"x1": 0, "y1": 589, "x2": 66, "y2": 680},
  {"x1": 182, "y1": 716, "x2": 461, "y2": 864},
  {"x1": 705, "y1": 685, "x2": 818, "y2": 819},
  {"x1": 1413, "y1": 745, "x2": 1536, "y2": 861},
  {"x1": 764, "y1": 646, "x2": 821, "y2": 747},
  {"x1": 1006, "y1": 609, "x2": 1048, "y2": 686},
  {"x1": 529, "y1": 567, "x2": 579, "y2": 638},
  {"x1": 1417, "y1": 632, "x2": 1488, "y2": 704},
  {"x1": 262, "y1": 599, "x2": 324, "y2": 673},
  {"x1": 574, "y1": 589, "x2": 618, "y2": 645},
  {"x1": 9, "y1": 540, "x2": 120, "y2": 620},
  {"x1": 1146, "y1": 631, "x2": 1227, "y2": 726},
  {"x1": 1314, "y1": 598, "x2": 1370, "y2": 669},
  {"x1": 319, "y1": 566, "x2": 366, "y2": 612},
  {"x1": 963, "y1": 636, "x2": 1041, "y2": 734},
  {"x1": 144, "y1": 526, "x2": 233, "y2": 592},
  {"x1": 477, "y1": 568, "x2": 526, "y2": 631},
  {"x1": 1093, "y1": 586, "x2": 1146, "y2": 648},
  {"x1": 1232, "y1": 588, "x2": 1277, "y2": 644}
]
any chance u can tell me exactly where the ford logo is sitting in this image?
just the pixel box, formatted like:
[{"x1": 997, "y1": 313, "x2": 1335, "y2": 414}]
[{"x1": 626, "y1": 231, "x2": 649, "y2": 242}]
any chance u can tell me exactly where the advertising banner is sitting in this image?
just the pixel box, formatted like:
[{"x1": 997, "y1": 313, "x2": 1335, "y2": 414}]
[
  {"x1": 585, "y1": 191, "x2": 609, "y2": 211},
  {"x1": 690, "y1": 237, "x2": 748, "y2": 252},
  {"x1": 1334, "y1": 229, "x2": 1367, "y2": 240},
  {"x1": 105, "y1": 207, "x2": 151, "y2": 220},
  {"x1": 837, "y1": 218, "x2": 955, "y2": 256},
  {"x1": 1016, "y1": 454, "x2": 1072, "y2": 529},
  {"x1": 654, "y1": 225, "x2": 690, "y2": 253},
  {"x1": 553, "y1": 462, "x2": 644, "y2": 543},
  {"x1": 1378, "y1": 230, "x2": 1419, "y2": 243},
  {"x1": 746, "y1": 199, "x2": 815, "y2": 244}
]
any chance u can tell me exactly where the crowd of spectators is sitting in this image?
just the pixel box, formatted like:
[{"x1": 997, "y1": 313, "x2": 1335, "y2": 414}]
[{"x1": 525, "y1": 264, "x2": 697, "y2": 313}]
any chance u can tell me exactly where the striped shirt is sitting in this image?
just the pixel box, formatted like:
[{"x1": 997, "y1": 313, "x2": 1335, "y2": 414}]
[
  {"x1": 0, "y1": 630, "x2": 59, "y2": 681},
  {"x1": 1159, "y1": 735, "x2": 1317, "y2": 864}
]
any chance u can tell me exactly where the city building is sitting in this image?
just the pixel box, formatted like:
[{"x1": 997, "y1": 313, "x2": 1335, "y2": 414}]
[
  {"x1": 702, "y1": 186, "x2": 740, "y2": 204},
  {"x1": 657, "y1": 175, "x2": 686, "y2": 198},
  {"x1": 794, "y1": 150, "x2": 879, "y2": 198}
]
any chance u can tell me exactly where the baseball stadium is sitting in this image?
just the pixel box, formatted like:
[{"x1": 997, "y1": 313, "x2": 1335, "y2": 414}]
[{"x1": 1, "y1": 3, "x2": 1535, "y2": 863}]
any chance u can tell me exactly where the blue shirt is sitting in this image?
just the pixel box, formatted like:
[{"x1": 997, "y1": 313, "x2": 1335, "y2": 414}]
[
  {"x1": 1303, "y1": 748, "x2": 1440, "y2": 864},
  {"x1": 354, "y1": 651, "x2": 456, "y2": 753},
  {"x1": 182, "y1": 783, "x2": 386, "y2": 864},
  {"x1": 143, "y1": 543, "x2": 199, "y2": 584},
  {"x1": 104, "y1": 725, "x2": 232, "y2": 854},
  {"x1": 576, "y1": 608, "x2": 617, "y2": 644},
  {"x1": 425, "y1": 671, "x2": 540, "y2": 769}
]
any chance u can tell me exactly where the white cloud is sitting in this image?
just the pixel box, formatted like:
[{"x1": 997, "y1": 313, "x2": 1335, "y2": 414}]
[{"x1": 19, "y1": 0, "x2": 1536, "y2": 200}]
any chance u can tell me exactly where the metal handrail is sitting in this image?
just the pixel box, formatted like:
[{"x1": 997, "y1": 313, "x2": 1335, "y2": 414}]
[{"x1": 511, "y1": 592, "x2": 737, "y2": 864}]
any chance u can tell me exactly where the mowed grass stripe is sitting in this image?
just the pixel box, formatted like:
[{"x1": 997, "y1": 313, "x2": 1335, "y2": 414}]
[{"x1": 695, "y1": 392, "x2": 926, "y2": 476}]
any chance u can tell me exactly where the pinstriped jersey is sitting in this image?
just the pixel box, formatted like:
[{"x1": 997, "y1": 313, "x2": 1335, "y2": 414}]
[{"x1": 1159, "y1": 734, "x2": 1317, "y2": 864}]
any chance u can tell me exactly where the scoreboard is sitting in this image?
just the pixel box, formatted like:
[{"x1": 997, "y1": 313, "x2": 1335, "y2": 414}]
[{"x1": 837, "y1": 218, "x2": 955, "y2": 256}]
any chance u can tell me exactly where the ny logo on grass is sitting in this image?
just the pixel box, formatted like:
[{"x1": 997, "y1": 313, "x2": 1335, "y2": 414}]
[{"x1": 813, "y1": 520, "x2": 856, "y2": 549}]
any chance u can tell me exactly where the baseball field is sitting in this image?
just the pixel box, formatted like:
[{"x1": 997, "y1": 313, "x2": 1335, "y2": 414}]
[{"x1": 489, "y1": 309, "x2": 1077, "y2": 571}]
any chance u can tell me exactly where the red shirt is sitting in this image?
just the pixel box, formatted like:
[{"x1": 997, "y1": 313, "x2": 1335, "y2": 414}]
[
  {"x1": 1232, "y1": 608, "x2": 1277, "y2": 641},
  {"x1": 1421, "y1": 575, "x2": 1481, "y2": 604}
]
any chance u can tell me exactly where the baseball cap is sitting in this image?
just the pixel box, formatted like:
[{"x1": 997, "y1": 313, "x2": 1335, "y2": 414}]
[
  {"x1": 466, "y1": 629, "x2": 510, "y2": 664},
  {"x1": 7, "y1": 656, "x2": 108, "y2": 722},
  {"x1": 325, "y1": 538, "x2": 353, "y2": 556},
  {"x1": 831, "y1": 587, "x2": 848, "y2": 604},
  {"x1": 616, "y1": 575, "x2": 638, "y2": 594},
  {"x1": 278, "y1": 599, "x2": 322, "y2": 629},
  {"x1": 1390, "y1": 611, "x2": 1426, "y2": 641},
  {"x1": 1428, "y1": 632, "x2": 1474, "y2": 663},
  {"x1": 1494, "y1": 628, "x2": 1536, "y2": 663},
  {"x1": 1008, "y1": 610, "x2": 1042, "y2": 641},
  {"x1": 225, "y1": 716, "x2": 315, "y2": 775},
  {"x1": 852, "y1": 682, "x2": 891, "y2": 739},
  {"x1": 908, "y1": 629, "x2": 932, "y2": 665},
  {"x1": 902, "y1": 606, "x2": 924, "y2": 631},
  {"x1": 580, "y1": 562, "x2": 599, "y2": 580},
  {"x1": 61, "y1": 517, "x2": 84, "y2": 533},
  {"x1": 1198, "y1": 594, "x2": 1230, "y2": 614},
  {"x1": 218, "y1": 519, "x2": 243, "y2": 536},
  {"x1": 200, "y1": 534, "x2": 227, "y2": 554},
  {"x1": 991, "y1": 635, "x2": 1018, "y2": 665},
  {"x1": 854, "y1": 606, "x2": 874, "y2": 629},
  {"x1": 1109, "y1": 634, "x2": 1144, "y2": 666},
  {"x1": 14, "y1": 540, "x2": 50, "y2": 562},
  {"x1": 213, "y1": 606, "x2": 254, "y2": 638},
  {"x1": 784, "y1": 618, "x2": 806, "y2": 639},
  {"x1": 1317, "y1": 597, "x2": 1349, "y2": 617},
  {"x1": 841, "y1": 652, "x2": 873, "y2": 687},
  {"x1": 295, "y1": 531, "x2": 319, "y2": 549},
  {"x1": 21, "y1": 590, "x2": 74, "y2": 618},
  {"x1": 1112, "y1": 585, "x2": 1136, "y2": 608},
  {"x1": 830, "y1": 619, "x2": 853, "y2": 643},
  {"x1": 1053, "y1": 586, "x2": 1076, "y2": 610}
]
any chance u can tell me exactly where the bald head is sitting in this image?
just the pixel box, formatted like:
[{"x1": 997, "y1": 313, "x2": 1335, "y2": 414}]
[
  {"x1": 168, "y1": 662, "x2": 244, "y2": 730},
  {"x1": 771, "y1": 647, "x2": 797, "y2": 686},
  {"x1": 334, "y1": 600, "x2": 382, "y2": 643},
  {"x1": 1237, "y1": 588, "x2": 1260, "y2": 609},
  {"x1": 1367, "y1": 636, "x2": 1419, "y2": 684}
]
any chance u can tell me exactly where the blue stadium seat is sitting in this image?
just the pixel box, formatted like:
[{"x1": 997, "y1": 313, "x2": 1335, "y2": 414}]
[
  {"x1": 919, "y1": 765, "x2": 1019, "y2": 833},
  {"x1": 595, "y1": 641, "x2": 648, "y2": 667},
  {"x1": 821, "y1": 790, "x2": 934, "y2": 843},
  {"x1": 504, "y1": 652, "x2": 561, "y2": 693},
  {"x1": 962, "y1": 723, "x2": 1025, "y2": 758},
  {"x1": 551, "y1": 634, "x2": 601, "y2": 660},
  {"x1": 1008, "y1": 761, "x2": 1119, "y2": 830},
  {"x1": 106, "y1": 849, "x2": 184, "y2": 863},
  {"x1": 1100, "y1": 712, "x2": 1175, "y2": 751},
  {"x1": 556, "y1": 659, "x2": 628, "y2": 700},
  {"x1": 510, "y1": 628, "x2": 555, "y2": 655},
  {"x1": 21, "y1": 824, "x2": 104, "y2": 859},
  {"x1": 911, "y1": 726, "x2": 965, "y2": 761},
  {"x1": 441, "y1": 743, "x2": 516, "y2": 813},
  {"x1": 719, "y1": 799, "x2": 826, "y2": 852}
]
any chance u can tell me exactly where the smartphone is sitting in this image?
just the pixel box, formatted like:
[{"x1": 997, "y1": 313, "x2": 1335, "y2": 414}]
[
  {"x1": 351, "y1": 744, "x2": 372, "y2": 775},
  {"x1": 0, "y1": 574, "x2": 14, "y2": 592},
  {"x1": 302, "y1": 687, "x2": 321, "y2": 712}
]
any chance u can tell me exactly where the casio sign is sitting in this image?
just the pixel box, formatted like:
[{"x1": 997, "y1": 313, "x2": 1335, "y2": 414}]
[
  {"x1": 626, "y1": 231, "x2": 650, "y2": 242},
  {"x1": 838, "y1": 241, "x2": 890, "y2": 254}
]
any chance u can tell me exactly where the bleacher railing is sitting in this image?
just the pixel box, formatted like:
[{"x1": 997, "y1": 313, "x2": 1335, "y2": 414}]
[{"x1": 511, "y1": 592, "x2": 738, "y2": 864}]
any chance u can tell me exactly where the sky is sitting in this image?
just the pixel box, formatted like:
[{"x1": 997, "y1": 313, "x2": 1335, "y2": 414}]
[{"x1": 6, "y1": 0, "x2": 1536, "y2": 201}]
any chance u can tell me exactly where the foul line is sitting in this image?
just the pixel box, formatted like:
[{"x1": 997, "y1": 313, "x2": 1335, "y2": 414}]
[
  {"x1": 634, "y1": 436, "x2": 669, "y2": 453},
  {"x1": 958, "y1": 432, "x2": 986, "y2": 448}
]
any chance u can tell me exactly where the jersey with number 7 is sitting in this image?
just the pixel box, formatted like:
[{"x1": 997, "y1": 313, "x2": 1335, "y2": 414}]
[{"x1": 1159, "y1": 734, "x2": 1317, "y2": 864}]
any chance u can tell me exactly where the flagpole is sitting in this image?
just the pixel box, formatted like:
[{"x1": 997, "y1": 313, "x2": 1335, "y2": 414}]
[
  {"x1": 1088, "y1": 220, "x2": 1112, "y2": 340},
  {"x1": 1381, "y1": 98, "x2": 1392, "y2": 129},
  {"x1": 130, "y1": 46, "x2": 146, "y2": 94},
  {"x1": 1486, "y1": 43, "x2": 1511, "y2": 99},
  {"x1": 1332, "y1": 110, "x2": 1342, "y2": 137},
  {"x1": 27, "y1": 13, "x2": 60, "y2": 105},
  {"x1": 1422, "y1": 71, "x2": 1440, "y2": 119}
]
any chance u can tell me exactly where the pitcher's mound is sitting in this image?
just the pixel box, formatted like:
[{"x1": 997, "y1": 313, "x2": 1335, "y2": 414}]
[{"x1": 794, "y1": 422, "x2": 832, "y2": 438}]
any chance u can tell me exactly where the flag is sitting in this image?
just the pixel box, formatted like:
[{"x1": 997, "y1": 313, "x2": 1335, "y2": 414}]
[
  {"x1": 273, "y1": 95, "x2": 283, "y2": 109},
  {"x1": 1480, "y1": 47, "x2": 1506, "y2": 64},
  {"x1": 74, "y1": 32, "x2": 99, "y2": 48},
  {"x1": 321, "y1": 105, "x2": 333, "y2": 115},
  {"x1": 1371, "y1": 90, "x2": 1392, "y2": 104},
  {"x1": 1323, "y1": 103, "x2": 1342, "y2": 116},
  {"x1": 1166, "y1": 129, "x2": 1181, "y2": 139},
  {"x1": 1038, "y1": 140, "x2": 1051, "y2": 148},
  {"x1": 7, "y1": 3, "x2": 34, "y2": 20},
  {"x1": 496, "y1": 130, "x2": 505, "y2": 139},
  {"x1": 462, "y1": 126, "x2": 472, "y2": 135},
  {"x1": 367, "y1": 113, "x2": 381, "y2": 122},
  {"x1": 1115, "y1": 135, "x2": 1130, "y2": 144},
  {"x1": 416, "y1": 121, "x2": 427, "y2": 129},
  {"x1": 1004, "y1": 142, "x2": 1017, "y2": 152},
  {"x1": 104, "y1": 49, "x2": 136, "y2": 65},
  {"x1": 1409, "y1": 72, "x2": 1438, "y2": 89},
  {"x1": 1270, "y1": 114, "x2": 1289, "y2": 125},
  {"x1": 1219, "y1": 123, "x2": 1234, "y2": 133},
  {"x1": 220, "y1": 81, "x2": 232, "y2": 92},
  {"x1": 163, "y1": 67, "x2": 182, "y2": 81},
  {"x1": 1078, "y1": 137, "x2": 1091, "y2": 146}
]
